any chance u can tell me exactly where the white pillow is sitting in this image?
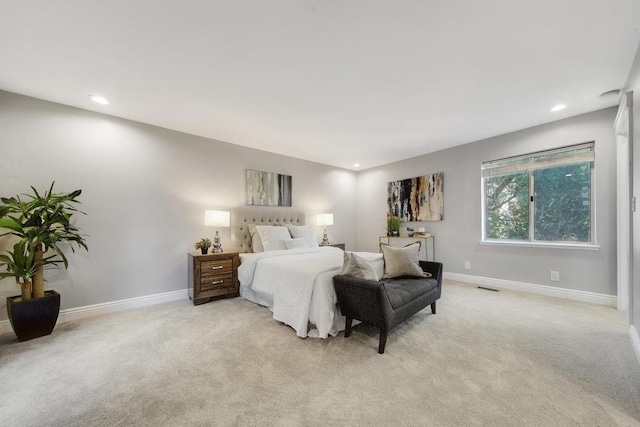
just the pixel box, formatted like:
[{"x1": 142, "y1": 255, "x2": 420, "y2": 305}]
[
  {"x1": 287, "y1": 225, "x2": 319, "y2": 248},
  {"x1": 380, "y1": 242, "x2": 427, "y2": 279},
  {"x1": 285, "y1": 238, "x2": 308, "y2": 250},
  {"x1": 256, "y1": 225, "x2": 292, "y2": 251},
  {"x1": 341, "y1": 252, "x2": 380, "y2": 281},
  {"x1": 248, "y1": 224, "x2": 264, "y2": 253}
]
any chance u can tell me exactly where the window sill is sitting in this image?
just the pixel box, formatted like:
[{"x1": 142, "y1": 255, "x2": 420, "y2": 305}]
[{"x1": 480, "y1": 240, "x2": 600, "y2": 251}]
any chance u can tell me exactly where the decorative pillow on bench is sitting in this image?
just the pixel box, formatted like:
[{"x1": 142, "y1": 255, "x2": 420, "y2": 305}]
[
  {"x1": 380, "y1": 242, "x2": 431, "y2": 279},
  {"x1": 341, "y1": 251, "x2": 380, "y2": 281}
]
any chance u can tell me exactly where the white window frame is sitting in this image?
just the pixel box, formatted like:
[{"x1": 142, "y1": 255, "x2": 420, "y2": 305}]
[{"x1": 480, "y1": 142, "x2": 597, "y2": 249}]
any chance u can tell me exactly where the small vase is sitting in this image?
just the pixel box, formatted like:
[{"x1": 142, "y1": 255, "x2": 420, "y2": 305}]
[
  {"x1": 201, "y1": 247, "x2": 208, "y2": 255},
  {"x1": 392, "y1": 231, "x2": 399, "y2": 237}
]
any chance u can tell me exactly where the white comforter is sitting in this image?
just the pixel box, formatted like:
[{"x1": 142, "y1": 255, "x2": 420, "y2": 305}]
[{"x1": 238, "y1": 247, "x2": 382, "y2": 339}]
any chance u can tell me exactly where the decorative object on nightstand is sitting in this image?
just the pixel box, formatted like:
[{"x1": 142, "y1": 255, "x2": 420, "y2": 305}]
[
  {"x1": 188, "y1": 252, "x2": 240, "y2": 305},
  {"x1": 317, "y1": 213, "x2": 334, "y2": 245},
  {"x1": 205, "y1": 210, "x2": 230, "y2": 253},
  {"x1": 194, "y1": 238, "x2": 212, "y2": 255}
]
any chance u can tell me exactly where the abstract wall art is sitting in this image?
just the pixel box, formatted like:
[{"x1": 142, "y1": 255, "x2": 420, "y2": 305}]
[
  {"x1": 388, "y1": 172, "x2": 443, "y2": 221},
  {"x1": 246, "y1": 169, "x2": 292, "y2": 206}
]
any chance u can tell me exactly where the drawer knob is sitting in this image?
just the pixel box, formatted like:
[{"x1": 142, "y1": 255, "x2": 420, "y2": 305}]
[
  {"x1": 211, "y1": 266, "x2": 224, "y2": 270},
  {"x1": 211, "y1": 280, "x2": 224, "y2": 285}
]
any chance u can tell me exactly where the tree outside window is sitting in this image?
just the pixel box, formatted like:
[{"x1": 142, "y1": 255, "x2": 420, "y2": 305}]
[{"x1": 482, "y1": 143, "x2": 594, "y2": 244}]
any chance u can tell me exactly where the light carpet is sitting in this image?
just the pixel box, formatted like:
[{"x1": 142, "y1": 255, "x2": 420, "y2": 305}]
[{"x1": 1, "y1": 281, "x2": 639, "y2": 427}]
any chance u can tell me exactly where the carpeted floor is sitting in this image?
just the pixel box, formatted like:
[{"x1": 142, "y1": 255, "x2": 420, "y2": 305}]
[{"x1": 1, "y1": 281, "x2": 640, "y2": 427}]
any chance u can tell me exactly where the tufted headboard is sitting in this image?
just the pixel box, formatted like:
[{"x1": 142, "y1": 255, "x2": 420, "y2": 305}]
[{"x1": 230, "y1": 209, "x2": 306, "y2": 253}]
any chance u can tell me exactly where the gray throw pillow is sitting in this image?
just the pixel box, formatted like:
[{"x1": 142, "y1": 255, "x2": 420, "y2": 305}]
[
  {"x1": 380, "y1": 242, "x2": 427, "y2": 279},
  {"x1": 341, "y1": 251, "x2": 380, "y2": 281}
]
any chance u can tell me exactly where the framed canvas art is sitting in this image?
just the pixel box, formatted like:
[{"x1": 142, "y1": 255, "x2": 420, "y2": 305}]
[
  {"x1": 246, "y1": 169, "x2": 292, "y2": 206},
  {"x1": 388, "y1": 173, "x2": 443, "y2": 221}
]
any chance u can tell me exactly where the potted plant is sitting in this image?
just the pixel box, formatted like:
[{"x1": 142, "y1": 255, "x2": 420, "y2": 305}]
[
  {"x1": 194, "y1": 238, "x2": 212, "y2": 255},
  {"x1": 0, "y1": 182, "x2": 88, "y2": 341},
  {"x1": 386, "y1": 214, "x2": 400, "y2": 236}
]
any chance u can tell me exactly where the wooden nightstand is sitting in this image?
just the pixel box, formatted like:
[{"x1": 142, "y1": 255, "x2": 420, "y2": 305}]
[
  {"x1": 188, "y1": 252, "x2": 240, "y2": 305},
  {"x1": 326, "y1": 243, "x2": 345, "y2": 250}
]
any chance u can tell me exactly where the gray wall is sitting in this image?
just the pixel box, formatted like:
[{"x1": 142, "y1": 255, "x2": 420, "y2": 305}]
[
  {"x1": 0, "y1": 91, "x2": 358, "y2": 320},
  {"x1": 357, "y1": 108, "x2": 617, "y2": 296},
  {"x1": 0, "y1": 88, "x2": 622, "y2": 325},
  {"x1": 625, "y1": 42, "x2": 640, "y2": 329}
]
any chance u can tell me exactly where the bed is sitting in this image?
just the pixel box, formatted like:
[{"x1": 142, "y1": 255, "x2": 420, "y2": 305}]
[{"x1": 231, "y1": 209, "x2": 382, "y2": 338}]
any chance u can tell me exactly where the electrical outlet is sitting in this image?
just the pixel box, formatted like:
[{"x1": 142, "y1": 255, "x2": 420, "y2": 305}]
[
  {"x1": 464, "y1": 261, "x2": 471, "y2": 270},
  {"x1": 550, "y1": 271, "x2": 560, "y2": 281}
]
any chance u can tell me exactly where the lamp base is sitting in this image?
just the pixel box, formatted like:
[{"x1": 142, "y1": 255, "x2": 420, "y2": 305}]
[
  {"x1": 212, "y1": 231, "x2": 223, "y2": 253},
  {"x1": 320, "y1": 228, "x2": 330, "y2": 246}
]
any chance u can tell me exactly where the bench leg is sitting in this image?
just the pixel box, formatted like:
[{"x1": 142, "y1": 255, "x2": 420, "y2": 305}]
[
  {"x1": 378, "y1": 329, "x2": 388, "y2": 354},
  {"x1": 344, "y1": 316, "x2": 353, "y2": 338},
  {"x1": 431, "y1": 302, "x2": 436, "y2": 315}
]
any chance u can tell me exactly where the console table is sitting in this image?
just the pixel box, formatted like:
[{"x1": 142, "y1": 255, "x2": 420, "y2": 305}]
[{"x1": 379, "y1": 235, "x2": 435, "y2": 262}]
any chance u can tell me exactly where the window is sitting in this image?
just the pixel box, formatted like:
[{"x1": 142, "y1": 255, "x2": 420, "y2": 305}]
[{"x1": 481, "y1": 142, "x2": 595, "y2": 245}]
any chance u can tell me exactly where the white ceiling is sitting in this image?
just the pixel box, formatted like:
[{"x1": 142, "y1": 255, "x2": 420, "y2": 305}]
[{"x1": 1, "y1": 1, "x2": 639, "y2": 171}]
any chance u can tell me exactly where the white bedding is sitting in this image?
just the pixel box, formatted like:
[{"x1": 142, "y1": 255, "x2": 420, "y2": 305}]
[{"x1": 238, "y1": 247, "x2": 383, "y2": 339}]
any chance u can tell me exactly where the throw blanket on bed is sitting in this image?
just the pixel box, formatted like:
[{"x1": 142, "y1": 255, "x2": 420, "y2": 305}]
[{"x1": 238, "y1": 247, "x2": 344, "y2": 338}]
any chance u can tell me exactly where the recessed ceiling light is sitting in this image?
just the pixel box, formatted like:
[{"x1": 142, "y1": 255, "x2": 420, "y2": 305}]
[
  {"x1": 550, "y1": 104, "x2": 566, "y2": 112},
  {"x1": 353, "y1": 163, "x2": 360, "y2": 168},
  {"x1": 89, "y1": 95, "x2": 109, "y2": 105}
]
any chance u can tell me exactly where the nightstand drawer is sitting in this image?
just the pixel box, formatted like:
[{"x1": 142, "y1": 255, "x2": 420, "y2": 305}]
[
  {"x1": 200, "y1": 259, "x2": 233, "y2": 277},
  {"x1": 200, "y1": 273, "x2": 234, "y2": 291}
]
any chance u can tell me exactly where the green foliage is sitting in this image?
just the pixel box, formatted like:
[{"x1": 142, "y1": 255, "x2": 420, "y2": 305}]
[
  {"x1": 0, "y1": 182, "x2": 88, "y2": 284},
  {"x1": 485, "y1": 172, "x2": 529, "y2": 240},
  {"x1": 485, "y1": 163, "x2": 591, "y2": 242},
  {"x1": 386, "y1": 215, "x2": 400, "y2": 235},
  {"x1": 0, "y1": 241, "x2": 37, "y2": 282},
  {"x1": 194, "y1": 238, "x2": 212, "y2": 249},
  {"x1": 534, "y1": 164, "x2": 591, "y2": 242}
]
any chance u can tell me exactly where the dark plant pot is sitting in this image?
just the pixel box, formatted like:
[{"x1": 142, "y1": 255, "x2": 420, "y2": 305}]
[
  {"x1": 392, "y1": 231, "x2": 399, "y2": 236},
  {"x1": 201, "y1": 247, "x2": 209, "y2": 255},
  {"x1": 7, "y1": 290, "x2": 61, "y2": 342}
]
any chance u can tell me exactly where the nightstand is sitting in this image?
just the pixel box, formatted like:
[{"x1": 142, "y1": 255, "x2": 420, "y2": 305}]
[
  {"x1": 327, "y1": 243, "x2": 345, "y2": 250},
  {"x1": 188, "y1": 252, "x2": 240, "y2": 305}
]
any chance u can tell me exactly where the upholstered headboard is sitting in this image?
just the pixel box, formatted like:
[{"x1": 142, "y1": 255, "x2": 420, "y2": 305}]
[{"x1": 230, "y1": 209, "x2": 306, "y2": 253}]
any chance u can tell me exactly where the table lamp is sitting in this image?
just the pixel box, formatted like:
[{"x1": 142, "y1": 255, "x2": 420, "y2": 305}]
[{"x1": 317, "y1": 213, "x2": 334, "y2": 246}]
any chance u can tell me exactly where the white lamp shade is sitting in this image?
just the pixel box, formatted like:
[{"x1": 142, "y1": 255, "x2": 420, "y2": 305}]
[
  {"x1": 205, "y1": 210, "x2": 230, "y2": 227},
  {"x1": 316, "y1": 213, "x2": 334, "y2": 226}
]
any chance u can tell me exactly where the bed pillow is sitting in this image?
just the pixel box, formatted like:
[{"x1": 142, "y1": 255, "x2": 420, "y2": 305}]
[
  {"x1": 286, "y1": 225, "x2": 319, "y2": 248},
  {"x1": 285, "y1": 238, "x2": 308, "y2": 250},
  {"x1": 341, "y1": 251, "x2": 380, "y2": 281},
  {"x1": 248, "y1": 224, "x2": 264, "y2": 253},
  {"x1": 380, "y1": 242, "x2": 428, "y2": 279},
  {"x1": 256, "y1": 225, "x2": 292, "y2": 251}
]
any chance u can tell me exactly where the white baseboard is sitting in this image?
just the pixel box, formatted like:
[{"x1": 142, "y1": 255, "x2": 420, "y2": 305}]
[
  {"x1": 444, "y1": 272, "x2": 617, "y2": 307},
  {"x1": 631, "y1": 325, "x2": 640, "y2": 365},
  {"x1": 0, "y1": 288, "x2": 188, "y2": 337}
]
